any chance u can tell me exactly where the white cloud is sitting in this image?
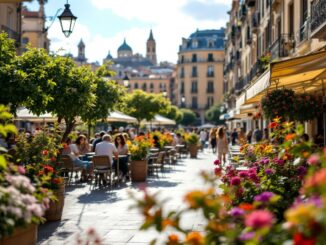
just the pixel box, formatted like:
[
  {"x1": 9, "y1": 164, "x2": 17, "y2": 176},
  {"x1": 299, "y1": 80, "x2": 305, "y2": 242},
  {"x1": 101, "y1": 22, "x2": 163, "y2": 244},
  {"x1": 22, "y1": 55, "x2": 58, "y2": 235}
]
[{"x1": 49, "y1": 0, "x2": 228, "y2": 64}]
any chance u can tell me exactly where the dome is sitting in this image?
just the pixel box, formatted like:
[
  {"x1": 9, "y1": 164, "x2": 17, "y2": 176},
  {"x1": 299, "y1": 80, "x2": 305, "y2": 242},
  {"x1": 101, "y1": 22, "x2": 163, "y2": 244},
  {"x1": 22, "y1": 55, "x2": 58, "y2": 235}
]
[
  {"x1": 106, "y1": 51, "x2": 113, "y2": 60},
  {"x1": 118, "y1": 39, "x2": 132, "y2": 52}
]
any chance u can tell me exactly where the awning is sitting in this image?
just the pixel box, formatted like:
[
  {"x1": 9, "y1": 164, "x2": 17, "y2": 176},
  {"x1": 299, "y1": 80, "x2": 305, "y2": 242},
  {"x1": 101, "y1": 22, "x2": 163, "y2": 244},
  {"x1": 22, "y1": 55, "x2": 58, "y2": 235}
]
[
  {"x1": 245, "y1": 50, "x2": 326, "y2": 104},
  {"x1": 236, "y1": 92, "x2": 246, "y2": 109},
  {"x1": 107, "y1": 111, "x2": 138, "y2": 123},
  {"x1": 219, "y1": 113, "x2": 230, "y2": 120},
  {"x1": 15, "y1": 108, "x2": 57, "y2": 122},
  {"x1": 143, "y1": 115, "x2": 176, "y2": 126}
]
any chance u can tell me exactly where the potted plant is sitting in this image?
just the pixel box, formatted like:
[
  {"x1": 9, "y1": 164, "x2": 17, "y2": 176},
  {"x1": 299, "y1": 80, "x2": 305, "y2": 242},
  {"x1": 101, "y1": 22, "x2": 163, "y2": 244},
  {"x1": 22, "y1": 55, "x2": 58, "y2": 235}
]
[
  {"x1": 128, "y1": 136, "x2": 153, "y2": 181},
  {"x1": 293, "y1": 93, "x2": 323, "y2": 122},
  {"x1": 14, "y1": 128, "x2": 65, "y2": 221},
  {"x1": 185, "y1": 133, "x2": 200, "y2": 158},
  {"x1": 0, "y1": 106, "x2": 51, "y2": 244}
]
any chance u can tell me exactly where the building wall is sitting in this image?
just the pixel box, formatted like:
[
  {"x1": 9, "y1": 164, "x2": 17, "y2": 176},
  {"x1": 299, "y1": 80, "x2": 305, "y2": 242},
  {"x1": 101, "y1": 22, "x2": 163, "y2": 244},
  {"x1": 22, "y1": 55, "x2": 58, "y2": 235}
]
[{"x1": 177, "y1": 48, "x2": 224, "y2": 123}]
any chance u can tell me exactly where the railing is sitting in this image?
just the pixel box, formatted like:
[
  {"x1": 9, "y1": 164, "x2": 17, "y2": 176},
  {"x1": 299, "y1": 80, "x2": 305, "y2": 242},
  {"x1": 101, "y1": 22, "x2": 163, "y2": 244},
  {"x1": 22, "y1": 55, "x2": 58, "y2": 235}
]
[
  {"x1": 311, "y1": 0, "x2": 326, "y2": 34},
  {"x1": 270, "y1": 34, "x2": 294, "y2": 59},
  {"x1": 1, "y1": 25, "x2": 20, "y2": 46},
  {"x1": 207, "y1": 72, "x2": 214, "y2": 77},
  {"x1": 177, "y1": 58, "x2": 224, "y2": 64}
]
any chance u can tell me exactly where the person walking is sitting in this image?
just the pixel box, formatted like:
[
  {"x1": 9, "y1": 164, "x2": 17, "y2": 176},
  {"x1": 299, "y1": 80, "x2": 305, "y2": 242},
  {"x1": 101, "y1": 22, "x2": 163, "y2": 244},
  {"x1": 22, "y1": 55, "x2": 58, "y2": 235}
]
[
  {"x1": 253, "y1": 126, "x2": 263, "y2": 142},
  {"x1": 209, "y1": 128, "x2": 217, "y2": 153},
  {"x1": 231, "y1": 128, "x2": 238, "y2": 146},
  {"x1": 216, "y1": 127, "x2": 228, "y2": 164},
  {"x1": 246, "y1": 130, "x2": 253, "y2": 144},
  {"x1": 199, "y1": 129, "x2": 207, "y2": 151}
]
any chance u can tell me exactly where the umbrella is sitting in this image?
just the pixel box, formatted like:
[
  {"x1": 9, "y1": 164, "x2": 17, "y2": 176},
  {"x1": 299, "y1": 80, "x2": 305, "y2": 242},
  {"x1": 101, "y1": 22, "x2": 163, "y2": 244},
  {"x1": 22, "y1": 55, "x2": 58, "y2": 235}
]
[
  {"x1": 143, "y1": 115, "x2": 176, "y2": 126},
  {"x1": 15, "y1": 108, "x2": 57, "y2": 122},
  {"x1": 198, "y1": 123, "x2": 216, "y2": 129},
  {"x1": 106, "y1": 111, "x2": 137, "y2": 124}
]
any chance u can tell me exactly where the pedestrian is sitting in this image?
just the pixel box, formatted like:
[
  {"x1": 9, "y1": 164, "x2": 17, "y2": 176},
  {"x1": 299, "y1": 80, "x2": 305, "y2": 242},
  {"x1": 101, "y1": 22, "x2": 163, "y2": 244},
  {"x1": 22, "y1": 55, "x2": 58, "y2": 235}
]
[
  {"x1": 238, "y1": 128, "x2": 246, "y2": 145},
  {"x1": 263, "y1": 128, "x2": 269, "y2": 141},
  {"x1": 209, "y1": 128, "x2": 217, "y2": 153},
  {"x1": 253, "y1": 126, "x2": 263, "y2": 142},
  {"x1": 216, "y1": 127, "x2": 228, "y2": 164},
  {"x1": 199, "y1": 129, "x2": 207, "y2": 151},
  {"x1": 231, "y1": 128, "x2": 238, "y2": 146},
  {"x1": 246, "y1": 130, "x2": 253, "y2": 144}
]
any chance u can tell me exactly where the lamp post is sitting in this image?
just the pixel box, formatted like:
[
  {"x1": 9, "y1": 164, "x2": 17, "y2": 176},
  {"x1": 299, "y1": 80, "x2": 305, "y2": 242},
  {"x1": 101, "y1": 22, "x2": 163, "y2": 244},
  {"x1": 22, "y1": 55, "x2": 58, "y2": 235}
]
[
  {"x1": 43, "y1": 0, "x2": 77, "y2": 38},
  {"x1": 58, "y1": 1, "x2": 77, "y2": 38},
  {"x1": 181, "y1": 95, "x2": 185, "y2": 108},
  {"x1": 123, "y1": 74, "x2": 130, "y2": 89}
]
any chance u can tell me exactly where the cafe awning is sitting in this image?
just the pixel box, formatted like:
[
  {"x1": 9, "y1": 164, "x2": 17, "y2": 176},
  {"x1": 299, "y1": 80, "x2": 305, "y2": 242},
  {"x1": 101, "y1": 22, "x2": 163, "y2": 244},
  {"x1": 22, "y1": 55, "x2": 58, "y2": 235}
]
[
  {"x1": 143, "y1": 115, "x2": 176, "y2": 126},
  {"x1": 15, "y1": 108, "x2": 57, "y2": 122},
  {"x1": 107, "y1": 111, "x2": 138, "y2": 124},
  {"x1": 244, "y1": 50, "x2": 326, "y2": 105}
]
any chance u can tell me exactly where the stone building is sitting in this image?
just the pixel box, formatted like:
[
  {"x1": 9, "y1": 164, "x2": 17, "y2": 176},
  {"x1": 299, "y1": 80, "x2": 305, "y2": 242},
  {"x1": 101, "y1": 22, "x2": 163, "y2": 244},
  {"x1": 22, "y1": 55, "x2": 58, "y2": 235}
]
[{"x1": 176, "y1": 29, "x2": 225, "y2": 124}]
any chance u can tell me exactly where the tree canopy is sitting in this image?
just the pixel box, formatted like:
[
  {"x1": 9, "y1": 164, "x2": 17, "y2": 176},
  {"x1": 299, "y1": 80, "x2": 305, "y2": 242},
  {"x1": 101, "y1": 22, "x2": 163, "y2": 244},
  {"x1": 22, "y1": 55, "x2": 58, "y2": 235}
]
[
  {"x1": 205, "y1": 104, "x2": 225, "y2": 125},
  {"x1": 161, "y1": 105, "x2": 183, "y2": 124},
  {"x1": 180, "y1": 109, "x2": 196, "y2": 126}
]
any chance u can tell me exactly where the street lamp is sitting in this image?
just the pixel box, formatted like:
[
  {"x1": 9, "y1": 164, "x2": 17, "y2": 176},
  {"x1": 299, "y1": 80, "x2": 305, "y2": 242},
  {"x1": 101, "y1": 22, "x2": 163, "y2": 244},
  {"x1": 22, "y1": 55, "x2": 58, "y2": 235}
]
[
  {"x1": 58, "y1": 1, "x2": 77, "y2": 38},
  {"x1": 123, "y1": 74, "x2": 130, "y2": 88},
  {"x1": 181, "y1": 95, "x2": 185, "y2": 108}
]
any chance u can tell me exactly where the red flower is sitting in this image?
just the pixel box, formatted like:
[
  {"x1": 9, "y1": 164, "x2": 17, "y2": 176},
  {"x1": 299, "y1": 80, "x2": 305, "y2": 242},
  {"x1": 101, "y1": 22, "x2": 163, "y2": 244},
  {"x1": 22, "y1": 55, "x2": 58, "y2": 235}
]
[
  {"x1": 44, "y1": 165, "x2": 54, "y2": 174},
  {"x1": 214, "y1": 167, "x2": 222, "y2": 176},
  {"x1": 214, "y1": 159, "x2": 221, "y2": 165},
  {"x1": 293, "y1": 233, "x2": 316, "y2": 245},
  {"x1": 51, "y1": 156, "x2": 56, "y2": 162},
  {"x1": 52, "y1": 178, "x2": 62, "y2": 184},
  {"x1": 42, "y1": 150, "x2": 49, "y2": 155},
  {"x1": 268, "y1": 122, "x2": 278, "y2": 129},
  {"x1": 38, "y1": 170, "x2": 44, "y2": 176}
]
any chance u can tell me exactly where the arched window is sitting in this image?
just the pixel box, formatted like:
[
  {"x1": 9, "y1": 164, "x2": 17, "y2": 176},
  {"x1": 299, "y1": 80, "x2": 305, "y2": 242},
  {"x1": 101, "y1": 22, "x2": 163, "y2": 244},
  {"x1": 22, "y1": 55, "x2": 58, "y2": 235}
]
[
  {"x1": 142, "y1": 83, "x2": 147, "y2": 91},
  {"x1": 150, "y1": 83, "x2": 154, "y2": 89},
  {"x1": 134, "y1": 83, "x2": 139, "y2": 89}
]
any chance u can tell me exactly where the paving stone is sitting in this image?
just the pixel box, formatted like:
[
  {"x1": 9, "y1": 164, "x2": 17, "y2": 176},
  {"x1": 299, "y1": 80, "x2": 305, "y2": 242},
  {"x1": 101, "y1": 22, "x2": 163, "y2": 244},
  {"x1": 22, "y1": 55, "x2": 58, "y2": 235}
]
[{"x1": 38, "y1": 150, "x2": 216, "y2": 244}]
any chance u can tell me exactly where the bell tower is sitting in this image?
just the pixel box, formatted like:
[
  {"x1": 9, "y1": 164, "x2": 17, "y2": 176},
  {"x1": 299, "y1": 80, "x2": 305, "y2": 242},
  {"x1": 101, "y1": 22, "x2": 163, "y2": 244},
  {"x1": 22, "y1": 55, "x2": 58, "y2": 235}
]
[{"x1": 146, "y1": 29, "x2": 157, "y2": 65}]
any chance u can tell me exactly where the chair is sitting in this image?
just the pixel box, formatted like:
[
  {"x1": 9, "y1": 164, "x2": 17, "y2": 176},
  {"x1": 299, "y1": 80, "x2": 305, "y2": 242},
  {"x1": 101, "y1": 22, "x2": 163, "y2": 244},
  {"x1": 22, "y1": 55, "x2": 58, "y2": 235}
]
[
  {"x1": 92, "y1": 155, "x2": 116, "y2": 187},
  {"x1": 58, "y1": 155, "x2": 83, "y2": 185},
  {"x1": 148, "y1": 152, "x2": 165, "y2": 177}
]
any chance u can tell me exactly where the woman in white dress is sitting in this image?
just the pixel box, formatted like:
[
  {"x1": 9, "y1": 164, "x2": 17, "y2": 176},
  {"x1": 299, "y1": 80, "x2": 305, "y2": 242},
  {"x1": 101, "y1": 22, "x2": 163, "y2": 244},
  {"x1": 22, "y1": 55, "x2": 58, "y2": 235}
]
[{"x1": 216, "y1": 127, "x2": 228, "y2": 164}]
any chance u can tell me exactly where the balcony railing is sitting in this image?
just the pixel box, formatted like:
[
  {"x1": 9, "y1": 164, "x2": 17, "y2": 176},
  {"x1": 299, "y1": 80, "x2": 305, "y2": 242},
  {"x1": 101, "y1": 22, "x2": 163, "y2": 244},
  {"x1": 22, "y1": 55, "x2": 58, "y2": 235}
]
[
  {"x1": 207, "y1": 72, "x2": 214, "y2": 77},
  {"x1": 310, "y1": 0, "x2": 326, "y2": 39},
  {"x1": 1, "y1": 25, "x2": 20, "y2": 46},
  {"x1": 270, "y1": 34, "x2": 294, "y2": 60}
]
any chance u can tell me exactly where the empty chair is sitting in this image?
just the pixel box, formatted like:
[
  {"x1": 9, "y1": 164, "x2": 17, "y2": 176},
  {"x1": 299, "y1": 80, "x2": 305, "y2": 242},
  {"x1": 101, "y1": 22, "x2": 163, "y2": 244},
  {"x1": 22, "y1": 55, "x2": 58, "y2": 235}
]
[
  {"x1": 58, "y1": 155, "x2": 83, "y2": 185},
  {"x1": 92, "y1": 155, "x2": 117, "y2": 187}
]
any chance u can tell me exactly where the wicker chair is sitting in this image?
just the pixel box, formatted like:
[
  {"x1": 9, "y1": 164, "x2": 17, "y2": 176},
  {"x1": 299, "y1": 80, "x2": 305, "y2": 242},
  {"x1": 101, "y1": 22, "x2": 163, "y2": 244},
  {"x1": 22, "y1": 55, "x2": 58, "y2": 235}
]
[{"x1": 92, "y1": 155, "x2": 117, "y2": 187}]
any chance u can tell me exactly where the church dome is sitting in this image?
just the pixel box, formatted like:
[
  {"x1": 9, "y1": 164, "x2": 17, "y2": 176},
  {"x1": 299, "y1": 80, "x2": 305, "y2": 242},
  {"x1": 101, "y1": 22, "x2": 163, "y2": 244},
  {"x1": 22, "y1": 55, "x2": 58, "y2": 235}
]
[{"x1": 118, "y1": 39, "x2": 132, "y2": 52}]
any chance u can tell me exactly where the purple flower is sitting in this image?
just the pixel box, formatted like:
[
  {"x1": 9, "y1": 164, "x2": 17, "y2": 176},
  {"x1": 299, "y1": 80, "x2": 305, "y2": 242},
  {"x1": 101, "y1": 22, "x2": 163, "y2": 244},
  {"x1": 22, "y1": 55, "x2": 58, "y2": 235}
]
[
  {"x1": 297, "y1": 166, "x2": 307, "y2": 176},
  {"x1": 265, "y1": 168, "x2": 274, "y2": 175},
  {"x1": 254, "y1": 192, "x2": 274, "y2": 202},
  {"x1": 229, "y1": 207, "x2": 245, "y2": 217},
  {"x1": 230, "y1": 176, "x2": 241, "y2": 186},
  {"x1": 239, "y1": 232, "x2": 255, "y2": 241},
  {"x1": 274, "y1": 158, "x2": 285, "y2": 166},
  {"x1": 259, "y1": 158, "x2": 270, "y2": 165},
  {"x1": 249, "y1": 167, "x2": 257, "y2": 174}
]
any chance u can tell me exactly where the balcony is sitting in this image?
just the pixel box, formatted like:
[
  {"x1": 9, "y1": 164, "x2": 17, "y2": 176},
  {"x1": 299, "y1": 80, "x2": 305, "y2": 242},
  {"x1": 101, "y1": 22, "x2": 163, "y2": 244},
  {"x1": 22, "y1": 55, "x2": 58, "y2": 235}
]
[
  {"x1": 310, "y1": 0, "x2": 326, "y2": 40},
  {"x1": 270, "y1": 34, "x2": 294, "y2": 60},
  {"x1": 245, "y1": 0, "x2": 256, "y2": 7},
  {"x1": 207, "y1": 72, "x2": 214, "y2": 77},
  {"x1": 1, "y1": 25, "x2": 20, "y2": 47},
  {"x1": 252, "y1": 12, "x2": 260, "y2": 33}
]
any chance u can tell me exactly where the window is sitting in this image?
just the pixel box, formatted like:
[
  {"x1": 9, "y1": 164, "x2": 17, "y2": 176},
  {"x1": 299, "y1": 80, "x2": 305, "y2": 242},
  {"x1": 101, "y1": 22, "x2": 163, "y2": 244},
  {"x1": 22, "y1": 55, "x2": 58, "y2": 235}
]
[
  {"x1": 207, "y1": 66, "x2": 214, "y2": 77},
  {"x1": 301, "y1": 0, "x2": 308, "y2": 24},
  {"x1": 180, "y1": 67, "x2": 185, "y2": 78},
  {"x1": 289, "y1": 3, "x2": 294, "y2": 37},
  {"x1": 192, "y1": 97, "x2": 198, "y2": 109},
  {"x1": 134, "y1": 83, "x2": 139, "y2": 89},
  {"x1": 191, "y1": 81, "x2": 198, "y2": 93},
  {"x1": 208, "y1": 40, "x2": 214, "y2": 48},
  {"x1": 207, "y1": 81, "x2": 214, "y2": 93},
  {"x1": 181, "y1": 55, "x2": 184, "y2": 63},
  {"x1": 150, "y1": 83, "x2": 154, "y2": 89},
  {"x1": 192, "y1": 40, "x2": 198, "y2": 48},
  {"x1": 207, "y1": 97, "x2": 214, "y2": 108},
  {"x1": 192, "y1": 54, "x2": 197, "y2": 62},
  {"x1": 208, "y1": 53, "x2": 214, "y2": 62},
  {"x1": 142, "y1": 83, "x2": 147, "y2": 91},
  {"x1": 192, "y1": 66, "x2": 197, "y2": 77},
  {"x1": 147, "y1": 47, "x2": 150, "y2": 52},
  {"x1": 22, "y1": 37, "x2": 29, "y2": 44},
  {"x1": 180, "y1": 81, "x2": 184, "y2": 94},
  {"x1": 152, "y1": 47, "x2": 155, "y2": 52}
]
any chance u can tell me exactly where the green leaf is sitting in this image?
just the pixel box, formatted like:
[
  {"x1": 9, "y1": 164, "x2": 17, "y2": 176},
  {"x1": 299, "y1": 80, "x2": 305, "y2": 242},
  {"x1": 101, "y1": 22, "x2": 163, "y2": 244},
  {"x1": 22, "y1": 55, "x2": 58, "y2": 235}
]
[{"x1": 0, "y1": 155, "x2": 7, "y2": 170}]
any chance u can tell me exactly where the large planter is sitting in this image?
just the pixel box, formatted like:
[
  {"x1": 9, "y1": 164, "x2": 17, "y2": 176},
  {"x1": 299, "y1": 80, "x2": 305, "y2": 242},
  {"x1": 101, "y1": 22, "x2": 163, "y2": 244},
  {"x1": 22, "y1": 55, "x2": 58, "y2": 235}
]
[
  {"x1": 0, "y1": 224, "x2": 37, "y2": 245},
  {"x1": 45, "y1": 183, "x2": 65, "y2": 221},
  {"x1": 130, "y1": 160, "x2": 148, "y2": 182},
  {"x1": 188, "y1": 144, "x2": 199, "y2": 158}
]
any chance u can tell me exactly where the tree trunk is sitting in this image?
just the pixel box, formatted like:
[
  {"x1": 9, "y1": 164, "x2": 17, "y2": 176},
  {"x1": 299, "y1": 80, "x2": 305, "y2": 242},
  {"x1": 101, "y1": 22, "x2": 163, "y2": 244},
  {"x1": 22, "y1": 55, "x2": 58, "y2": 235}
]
[{"x1": 61, "y1": 119, "x2": 76, "y2": 143}]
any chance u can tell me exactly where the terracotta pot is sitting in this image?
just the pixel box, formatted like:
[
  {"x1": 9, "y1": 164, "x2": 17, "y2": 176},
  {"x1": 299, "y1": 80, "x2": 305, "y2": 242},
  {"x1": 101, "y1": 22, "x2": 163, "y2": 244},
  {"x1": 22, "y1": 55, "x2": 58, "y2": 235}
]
[
  {"x1": 130, "y1": 160, "x2": 147, "y2": 182},
  {"x1": 188, "y1": 144, "x2": 198, "y2": 158},
  {"x1": 45, "y1": 183, "x2": 65, "y2": 221},
  {"x1": 0, "y1": 224, "x2": 37, "y2": 245}
]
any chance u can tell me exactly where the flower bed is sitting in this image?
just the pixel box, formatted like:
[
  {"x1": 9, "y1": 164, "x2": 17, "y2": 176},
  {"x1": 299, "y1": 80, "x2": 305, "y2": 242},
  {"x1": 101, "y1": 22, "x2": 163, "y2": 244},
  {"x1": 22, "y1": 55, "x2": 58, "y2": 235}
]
[{"x1": 131, "y1": 118, "x2": 326, "y2": 244}]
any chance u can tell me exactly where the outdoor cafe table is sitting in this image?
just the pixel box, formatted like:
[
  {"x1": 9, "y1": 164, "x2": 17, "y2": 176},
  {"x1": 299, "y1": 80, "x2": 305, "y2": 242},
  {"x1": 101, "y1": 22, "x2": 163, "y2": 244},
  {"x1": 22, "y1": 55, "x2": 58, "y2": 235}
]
[{"x1": 149, "y1": 148, "x2": 159, "y2": 153}]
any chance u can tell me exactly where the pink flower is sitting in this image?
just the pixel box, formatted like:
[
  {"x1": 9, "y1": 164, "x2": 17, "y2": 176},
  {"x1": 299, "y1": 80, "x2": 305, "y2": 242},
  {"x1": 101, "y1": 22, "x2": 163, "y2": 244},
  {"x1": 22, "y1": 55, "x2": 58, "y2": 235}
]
[
  {"x1": 18, "y1": 166, "x2": 26, "y2": 174},
  {"x1": 239, "y1": 171, "x2": 249, "y2": 178},
  {"x1": 214, "y1": 159, "x2": 221, "y2": 165},
  {"x1": 230, "y1": 176, "x2": 241, "y2": 186},
  {"x1": 245, "y1": 210, "x2": 274, "y2": 229},
  {"x1": 307, "y1": 154, "x2": 320, "y2": 165},
  {"x1": 214, "y1": 167, "x2": 222, "y2": 176}
]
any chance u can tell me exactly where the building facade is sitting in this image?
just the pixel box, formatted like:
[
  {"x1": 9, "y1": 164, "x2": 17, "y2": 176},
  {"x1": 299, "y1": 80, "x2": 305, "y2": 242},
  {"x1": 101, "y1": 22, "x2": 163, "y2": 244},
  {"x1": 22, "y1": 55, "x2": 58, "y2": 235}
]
[
  {"x1": 21, "y1": 1, "x2": 49, "y2": 52},
  {"x1": 223, "y1": 0, "x2": 326, "y2": 136},
  {"x1": 176, "y1": 29, "x2": 225, "y2": 124},
  {"x1": 0, "y1": 0, "x2": 29, "y2": 53}
]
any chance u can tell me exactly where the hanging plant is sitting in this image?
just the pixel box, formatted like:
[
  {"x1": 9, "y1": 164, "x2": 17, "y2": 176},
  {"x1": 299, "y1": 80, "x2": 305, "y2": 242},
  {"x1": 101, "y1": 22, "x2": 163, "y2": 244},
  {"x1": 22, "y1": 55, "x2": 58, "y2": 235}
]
[
  {"x1": 293, "y1": 93, "x2": 323, "y2": 122},
  {"x1": 261, "y1": 89, "x2": 296, "y2": 120}
]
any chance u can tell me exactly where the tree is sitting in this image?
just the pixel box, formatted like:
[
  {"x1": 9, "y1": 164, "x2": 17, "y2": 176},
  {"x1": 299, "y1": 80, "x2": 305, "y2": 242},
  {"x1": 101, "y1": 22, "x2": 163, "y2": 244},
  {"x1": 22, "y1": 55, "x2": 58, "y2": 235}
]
[
  {"x1": 121, "y1": 90, "x2": 171, "y2": 126},
  {"x1": 205, "y1": 104, "x2": 225, "y2": 125},
  {"x1": 180, "y1": 109, "x2": 196, "y2": 126},
  {"x1": 161, "y1": 105, "x2": 183, "y2": 124}
]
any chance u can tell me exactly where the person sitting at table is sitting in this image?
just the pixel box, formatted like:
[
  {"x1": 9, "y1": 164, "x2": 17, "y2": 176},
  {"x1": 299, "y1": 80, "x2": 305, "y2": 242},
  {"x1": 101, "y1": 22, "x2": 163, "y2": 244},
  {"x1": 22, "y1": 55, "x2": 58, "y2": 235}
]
[
  {"x1": 76, "y1": 135, "x2": 91, "y2": 155},
  {"x1": 62, "y1": 138, "x2": 93, "y2": 182},
  {"x1": 114, "y1": 134, "x2": 129, "y2": 180},
  {"x1": 92, "y1": 131, "x2": 106, "y2": 151},
  {"x1": 95, "y1": 134, "x2": 118, "y2": 171}
]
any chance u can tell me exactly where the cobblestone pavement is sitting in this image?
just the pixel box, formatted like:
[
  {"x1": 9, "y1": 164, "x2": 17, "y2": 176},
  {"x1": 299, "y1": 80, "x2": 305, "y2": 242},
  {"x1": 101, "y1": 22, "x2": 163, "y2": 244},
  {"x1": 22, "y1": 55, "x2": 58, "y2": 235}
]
[{"x1": 38, "y1": 150, "x2": 216, "y2": 245}]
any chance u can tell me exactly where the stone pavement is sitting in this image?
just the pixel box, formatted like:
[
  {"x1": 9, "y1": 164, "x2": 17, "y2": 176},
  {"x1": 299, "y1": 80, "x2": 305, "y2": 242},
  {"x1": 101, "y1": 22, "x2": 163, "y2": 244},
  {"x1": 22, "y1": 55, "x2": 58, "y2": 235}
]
[{"x1": 38, "y1": 150, "x2": 216, "y2": 245}]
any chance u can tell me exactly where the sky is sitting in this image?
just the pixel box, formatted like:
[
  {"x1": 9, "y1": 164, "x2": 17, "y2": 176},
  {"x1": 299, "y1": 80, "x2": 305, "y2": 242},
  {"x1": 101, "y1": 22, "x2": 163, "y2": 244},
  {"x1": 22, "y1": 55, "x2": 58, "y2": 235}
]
[{"x1": 25, "y1": 0, "x2": 230, "y2": 64}]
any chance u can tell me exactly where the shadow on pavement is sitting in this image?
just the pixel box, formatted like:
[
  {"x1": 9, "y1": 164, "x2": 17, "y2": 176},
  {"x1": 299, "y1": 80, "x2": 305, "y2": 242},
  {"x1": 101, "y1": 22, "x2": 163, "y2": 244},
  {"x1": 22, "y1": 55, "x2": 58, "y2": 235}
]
[{"x1": 77, "y1": 190, "x2": 120, "y2": 204}]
